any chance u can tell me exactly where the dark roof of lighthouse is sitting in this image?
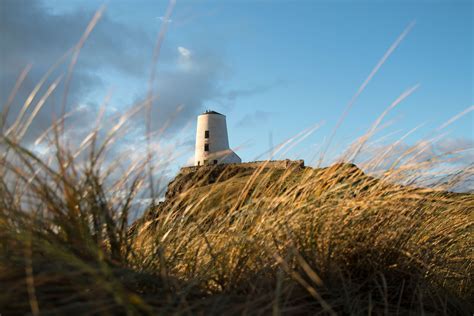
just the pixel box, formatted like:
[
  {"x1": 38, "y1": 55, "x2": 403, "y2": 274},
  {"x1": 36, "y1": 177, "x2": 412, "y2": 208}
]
[{"x1": 201, "y1": 110, "x2": 224, "y2": 116}]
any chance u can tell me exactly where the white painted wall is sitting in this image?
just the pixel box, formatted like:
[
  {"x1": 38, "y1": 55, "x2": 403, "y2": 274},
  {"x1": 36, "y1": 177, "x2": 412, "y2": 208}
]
[{"x1": 194, "y1": 111, "x2": 241, "y2": 166}]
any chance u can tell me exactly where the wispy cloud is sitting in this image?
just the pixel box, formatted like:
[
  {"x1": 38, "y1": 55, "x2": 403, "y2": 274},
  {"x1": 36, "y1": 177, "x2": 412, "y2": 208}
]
[
  {"x1": 236, "y1": 110, "x2": 275, "y2": 128},
  {"x1": 348, "y1": 136, "x2": 474, "y2": 192},
  {"x1": 223, "y1": 79, "x2": 286, "y2": 101},
  {"x1": 157, "y1": 16, "x2": 173, "y2": 23}
]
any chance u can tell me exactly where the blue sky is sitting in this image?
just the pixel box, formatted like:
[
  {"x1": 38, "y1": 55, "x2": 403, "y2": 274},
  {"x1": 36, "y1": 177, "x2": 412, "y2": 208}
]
[{"x1": 1, "y1": 0, "x2": 472, "y2": 171}]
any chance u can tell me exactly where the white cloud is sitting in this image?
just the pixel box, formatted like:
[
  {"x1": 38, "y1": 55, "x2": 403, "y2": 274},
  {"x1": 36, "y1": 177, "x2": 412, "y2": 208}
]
[
  {"x1": 178, "y1": 46, "x2": 192, "y2": 59},
  {"x1": 157, "y1": 16, "x2": 173, "y2": 23}
]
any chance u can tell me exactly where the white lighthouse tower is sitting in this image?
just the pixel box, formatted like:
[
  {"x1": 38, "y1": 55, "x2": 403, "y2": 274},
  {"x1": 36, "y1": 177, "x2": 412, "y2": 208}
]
[{"x1": 194, "y1": 110, "x2": 241, "y2": 166}]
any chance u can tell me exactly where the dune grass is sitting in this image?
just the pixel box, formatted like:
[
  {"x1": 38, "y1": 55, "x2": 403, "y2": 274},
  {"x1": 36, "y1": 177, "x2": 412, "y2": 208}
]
[
  {"x1": 130, "y1": 162, "x2": 473, "y2": 315},
  {"x1": 1, "y1": 124, "x2": 473, "y2": 314}
]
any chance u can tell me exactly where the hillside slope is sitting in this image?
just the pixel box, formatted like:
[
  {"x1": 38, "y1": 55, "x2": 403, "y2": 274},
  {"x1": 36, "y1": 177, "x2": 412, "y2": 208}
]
[{"x1": 129, "y1": 161, "x2": 473, "y2": 315}]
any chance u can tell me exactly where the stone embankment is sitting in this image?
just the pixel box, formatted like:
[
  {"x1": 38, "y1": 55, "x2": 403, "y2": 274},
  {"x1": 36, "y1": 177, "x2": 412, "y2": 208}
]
[
  {"x1": 165, "y1": 160, "x2": 305, "y2": 200},
  {"x1": 179, "y1": 159, "x2": 305, "y2": 175}
]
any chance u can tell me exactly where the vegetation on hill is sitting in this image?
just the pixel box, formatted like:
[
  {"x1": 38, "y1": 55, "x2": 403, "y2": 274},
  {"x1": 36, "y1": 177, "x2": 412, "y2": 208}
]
[
  {"x1": 129, "y1": 161, "x2": 473, "y2": 315},
  {"x1": 1, "y1": 129, "x2": 472, "y2": 314}
]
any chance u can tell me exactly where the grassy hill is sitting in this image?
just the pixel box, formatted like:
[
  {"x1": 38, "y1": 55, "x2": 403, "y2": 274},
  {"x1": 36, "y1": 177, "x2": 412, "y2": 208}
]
[{"x1": 128, "y1": 161, "x2": 473, "y2": 315}]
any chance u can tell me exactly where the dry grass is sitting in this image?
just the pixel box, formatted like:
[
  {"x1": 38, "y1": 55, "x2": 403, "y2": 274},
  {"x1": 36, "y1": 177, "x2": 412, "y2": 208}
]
[
  {"x1": 130, "y1": 162, "x2": 473, "y2": 315},
  {"x1": 1, "y1": 125, "x2": 472, "y2": 314}
]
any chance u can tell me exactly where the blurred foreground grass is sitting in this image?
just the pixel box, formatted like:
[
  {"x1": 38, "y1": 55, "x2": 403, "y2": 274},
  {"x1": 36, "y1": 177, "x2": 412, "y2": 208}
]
[{"x1": 1, "y1": 132, "x2": 473, "y2": 314}]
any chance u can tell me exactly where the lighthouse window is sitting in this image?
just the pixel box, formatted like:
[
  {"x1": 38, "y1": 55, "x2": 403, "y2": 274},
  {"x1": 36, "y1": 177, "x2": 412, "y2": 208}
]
[
  {"x1": 204, "y1": 144, "x2": 209, "y2": 151},
  {"x1": 204, "y1": 130, "x2": 209, "y2": 138}
]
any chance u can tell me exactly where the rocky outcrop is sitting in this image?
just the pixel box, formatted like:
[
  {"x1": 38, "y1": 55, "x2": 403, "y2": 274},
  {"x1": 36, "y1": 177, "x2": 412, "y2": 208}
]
[
  {"x1": 132, "y1": 160, "x2": 308, "y2": 229},
  {"x1": 167, "y1": 159, "x2": 305, "y2": 200}
]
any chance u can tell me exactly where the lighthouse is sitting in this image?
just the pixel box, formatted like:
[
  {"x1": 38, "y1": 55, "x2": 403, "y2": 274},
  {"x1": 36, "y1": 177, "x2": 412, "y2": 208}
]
[{"x1": 194, "y1": 110, "x2": 241, "y2": 166}]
